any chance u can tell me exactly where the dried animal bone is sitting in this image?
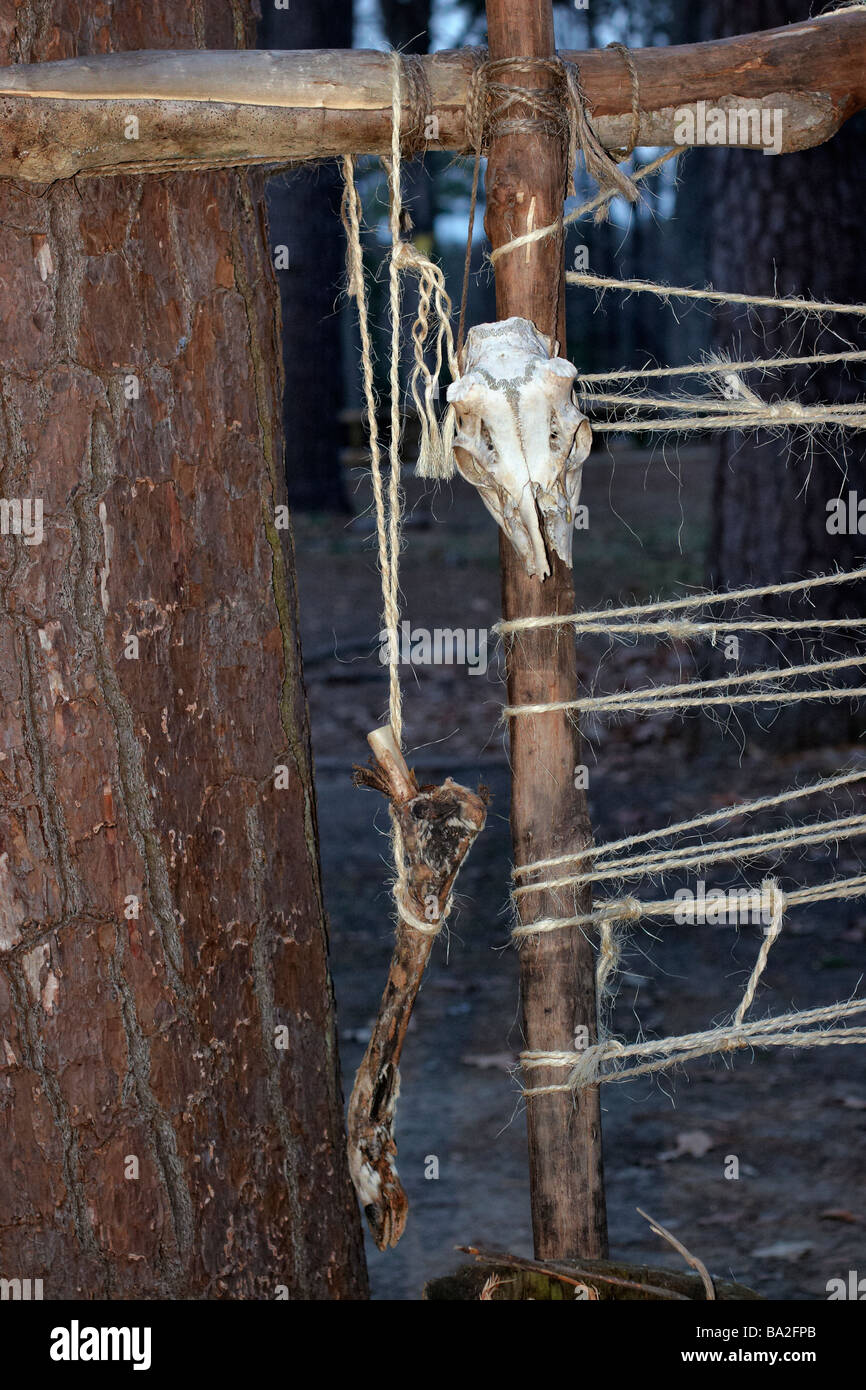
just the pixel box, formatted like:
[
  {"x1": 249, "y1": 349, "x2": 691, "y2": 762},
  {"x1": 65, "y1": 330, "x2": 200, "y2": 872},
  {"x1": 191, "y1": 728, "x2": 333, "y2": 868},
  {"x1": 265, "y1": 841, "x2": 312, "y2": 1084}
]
[
  {"x1": 446, "y1": 316, "x2": 592, "y2": 579},
  {"x1": 348, "y1": 725, "x2": 488, "y2": 1249}
]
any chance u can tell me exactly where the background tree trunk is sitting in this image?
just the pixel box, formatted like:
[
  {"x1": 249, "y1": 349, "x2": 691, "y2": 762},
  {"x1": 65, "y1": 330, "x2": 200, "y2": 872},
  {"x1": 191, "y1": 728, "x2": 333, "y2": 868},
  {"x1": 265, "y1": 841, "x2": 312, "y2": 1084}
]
[
  {"x1": 706, "y1": 0, "x2": 866, "y2": 749},
  {"x1": 0, "y1": 0, "x2": 367, "y2": 1300},
  {"x1": 258, "y1": 1, "x2": 352, "y2": 513}
]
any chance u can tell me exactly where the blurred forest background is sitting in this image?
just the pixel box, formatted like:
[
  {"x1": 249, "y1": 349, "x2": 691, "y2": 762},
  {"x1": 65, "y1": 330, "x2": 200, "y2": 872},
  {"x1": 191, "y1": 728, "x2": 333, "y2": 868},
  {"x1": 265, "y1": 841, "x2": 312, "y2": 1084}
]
[{"x1": 253, "y1": 1, "x2": 866, "y2": 1298}]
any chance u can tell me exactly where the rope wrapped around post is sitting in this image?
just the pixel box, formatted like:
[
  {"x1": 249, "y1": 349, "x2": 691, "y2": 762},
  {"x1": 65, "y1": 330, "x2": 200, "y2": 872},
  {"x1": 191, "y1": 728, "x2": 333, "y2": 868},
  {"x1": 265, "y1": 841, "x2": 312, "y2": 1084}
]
[{"x1": 457, "y1": 48, "x2": 642, "y2": 351}]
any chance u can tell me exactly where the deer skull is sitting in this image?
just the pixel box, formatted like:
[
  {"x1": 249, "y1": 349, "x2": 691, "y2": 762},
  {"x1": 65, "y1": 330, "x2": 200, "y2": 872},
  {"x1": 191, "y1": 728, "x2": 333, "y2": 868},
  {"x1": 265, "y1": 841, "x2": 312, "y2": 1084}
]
[{"x1": 446, "y1": 317, "x2": 592, "y2": 579}]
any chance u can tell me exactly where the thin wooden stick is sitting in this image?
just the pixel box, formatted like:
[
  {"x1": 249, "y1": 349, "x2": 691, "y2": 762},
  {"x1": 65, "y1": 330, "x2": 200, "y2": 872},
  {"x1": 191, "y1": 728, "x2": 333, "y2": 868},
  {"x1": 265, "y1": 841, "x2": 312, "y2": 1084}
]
[
  {"x1": 459, "y1": 1245, "x2": 690, "y2": 1299},
  {"x1": 637, "y1": 1209, "x2": 716, "y2": 1301},
  {"x1": 483, "y1": 0, "x2": 607, "y2": 1261}
]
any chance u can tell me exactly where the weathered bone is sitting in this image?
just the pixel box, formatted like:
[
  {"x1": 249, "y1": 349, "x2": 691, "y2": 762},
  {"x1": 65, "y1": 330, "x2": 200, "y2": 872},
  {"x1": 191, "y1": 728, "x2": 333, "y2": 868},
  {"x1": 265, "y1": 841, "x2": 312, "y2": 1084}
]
[
  {"x1": 446, "y1": 317, "x2": 592, "y2": 579},
  {"x1": 347, "y1": 726, "x2": 488, "y2": 1249}
]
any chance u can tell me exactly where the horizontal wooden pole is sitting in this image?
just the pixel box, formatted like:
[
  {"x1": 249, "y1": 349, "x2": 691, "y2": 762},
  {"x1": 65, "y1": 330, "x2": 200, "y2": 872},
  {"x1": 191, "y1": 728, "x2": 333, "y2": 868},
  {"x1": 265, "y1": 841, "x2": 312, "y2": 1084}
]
[{"x1": 0, "y1": 11, "x2": 864, "y2": 182}]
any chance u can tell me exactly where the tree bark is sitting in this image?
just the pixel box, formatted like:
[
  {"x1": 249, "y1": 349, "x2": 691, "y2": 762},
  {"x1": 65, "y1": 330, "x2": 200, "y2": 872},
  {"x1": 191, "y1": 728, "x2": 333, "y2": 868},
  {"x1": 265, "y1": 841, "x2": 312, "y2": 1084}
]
[
  {"x1": 484, "y1": 0, "x2": 607, "y2": 1261},
  {"x1": 706, "y1": 0, "x2": 866, "y2": 750},
  {"x1": 258, "y1": 0, "x2": 351, "y2": 512},
  {"x1": 0, "y1": 0, "x2": 367, "y2": 1300}
]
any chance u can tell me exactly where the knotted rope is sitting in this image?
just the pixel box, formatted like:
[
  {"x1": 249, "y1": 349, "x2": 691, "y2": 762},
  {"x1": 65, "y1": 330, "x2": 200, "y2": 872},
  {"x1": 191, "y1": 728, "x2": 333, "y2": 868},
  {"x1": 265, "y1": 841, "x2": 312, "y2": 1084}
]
[
  {"x1": 457, "y1": 50, "x2": 642, "y2": 353},
  {"x1": 513, "y1": 869, "x2": 866, "y2": 940},
  {"x1": 520, "y1": 881, "x2": 866, "y2": 1094},
  {"x1": 341, "y1": 53, "x2": 462, "y2": 935}
]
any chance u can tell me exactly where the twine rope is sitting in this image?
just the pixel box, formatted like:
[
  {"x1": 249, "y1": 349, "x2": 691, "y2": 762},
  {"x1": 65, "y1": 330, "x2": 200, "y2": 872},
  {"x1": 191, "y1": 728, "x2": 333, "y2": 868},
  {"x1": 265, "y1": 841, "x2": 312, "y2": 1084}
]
[
  {"x1": 520, "y1": 881, "x2": 864, "y2": 1094},
  {"x1": 568, "y1": 269, "x2": 866, "y2": 318},
  {"x1": 512, "y1": 868, "x2": 866, "y2": 940},
  {"x1": 605, "y1": 42, "x2": 641, "y2": 160},
  {"x1": 340, "y1": 156, "x2": 401, "y2": 738},
  {"x1": 341, "y1": 54, "x2": 461, "y2": 936},
  {"x1": 514, "y1": 810, "x2": 866, "y2": 897},
  {"x1": 531, "y1": 616, "x2": 866, "y2": 640},
  {"x1": 396, "y1": 53, "x2": 434, "y2": 158},
  {"x1": 592, "y1": 408, "x2": 866, "y2": 434},
  {"x1": 568, "y1": 246, "x2": 866, "y2": 433},
  {"x1": 577, "y1": 346, "x2": 866, "y2": 385},
  {"x1": 458, "y1": 51, "x2": 643, "y2": 352},
  {"x1": 564, "y1": 146, "x2": 679, "y2": 226},
  {"x1": 464, "y1": 54, "x2": 639, "y2": 205},
  {"x1": 496, "y1": 563, "x2": 866, "y2": 637},
  {"x1": 503, "y1": 651, "x2": 866, "y2": 720},
  {"x1": 522, "y1": 1005, "x2": 866, "y2": 1094},
  {"x1": 579, "y1": 389, "x2": 866, "y2": 418},
  {"x1": 501, "y1": 574, "x2": 866, "y2": 977},
  {"x1": 513, "y1": 767, "x2": 866, "y2": 878},
  {"x1": 393, "y1": 884, "x2": 455, "y2": 937}
]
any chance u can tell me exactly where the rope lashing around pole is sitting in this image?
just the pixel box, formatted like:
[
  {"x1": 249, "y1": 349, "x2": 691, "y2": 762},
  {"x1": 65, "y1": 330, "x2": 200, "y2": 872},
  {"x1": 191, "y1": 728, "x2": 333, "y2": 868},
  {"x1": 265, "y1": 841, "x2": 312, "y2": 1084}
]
[
  {"x1": 463, "y1": 53, "x2": 640, "y2": 204},
  {"x1": 605, "y1": 41, "x2": 642, "y2": 160},
  {"x1": 457, "y1": 48, "x2": 643, "y2": 353}
]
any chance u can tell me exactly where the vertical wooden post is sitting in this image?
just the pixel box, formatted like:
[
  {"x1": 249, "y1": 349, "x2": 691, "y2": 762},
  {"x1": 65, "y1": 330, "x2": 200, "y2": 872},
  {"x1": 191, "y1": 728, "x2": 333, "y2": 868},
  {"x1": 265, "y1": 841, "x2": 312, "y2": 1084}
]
[{"x1": 483, "y1": 0, "x2": 608, "y2": 1259}]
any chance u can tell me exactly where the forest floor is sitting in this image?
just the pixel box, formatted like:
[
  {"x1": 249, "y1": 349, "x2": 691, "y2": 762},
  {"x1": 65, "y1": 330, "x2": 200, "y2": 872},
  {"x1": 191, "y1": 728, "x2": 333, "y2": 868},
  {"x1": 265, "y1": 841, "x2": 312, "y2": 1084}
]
[{"x1": 293, "y1": 440, "x2": 866, "y2": 1302}]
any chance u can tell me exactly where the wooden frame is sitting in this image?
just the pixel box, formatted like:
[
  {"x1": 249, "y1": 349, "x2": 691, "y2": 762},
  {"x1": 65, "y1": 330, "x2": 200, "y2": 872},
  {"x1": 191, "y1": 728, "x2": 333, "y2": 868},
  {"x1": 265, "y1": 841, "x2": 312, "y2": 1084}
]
[{"x1": 0, "y1": 11, "x2": 862, "y2": 181}]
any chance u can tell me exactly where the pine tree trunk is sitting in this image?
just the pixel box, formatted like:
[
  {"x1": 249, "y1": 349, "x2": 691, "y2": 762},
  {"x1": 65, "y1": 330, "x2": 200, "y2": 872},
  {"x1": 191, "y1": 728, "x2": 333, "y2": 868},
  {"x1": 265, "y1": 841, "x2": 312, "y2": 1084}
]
[
  {"x1": 706, "y1": 0, "x2": 866, "y2": 749},
  {"x1": 0, "y1": 0, "x2": 367, "y2": 1300}
]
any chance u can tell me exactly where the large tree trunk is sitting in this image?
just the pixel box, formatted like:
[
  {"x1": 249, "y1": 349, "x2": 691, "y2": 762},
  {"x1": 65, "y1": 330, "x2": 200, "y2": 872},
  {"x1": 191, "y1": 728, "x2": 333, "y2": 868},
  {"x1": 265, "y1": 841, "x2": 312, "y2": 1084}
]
[
  {"x1": 258, "y1": 1, "x2": 351, "y2": 513},
  {"x1": 706, "y1": 0, "x2": 866, "y2": 749},
  {"x1": 0, "y1": 0, "x2": 367, "y2": 1300}
]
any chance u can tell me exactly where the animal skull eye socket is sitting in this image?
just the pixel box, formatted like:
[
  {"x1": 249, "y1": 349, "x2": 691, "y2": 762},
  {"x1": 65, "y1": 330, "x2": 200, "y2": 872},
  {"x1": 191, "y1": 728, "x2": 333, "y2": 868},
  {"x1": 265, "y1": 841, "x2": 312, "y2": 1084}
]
[{"x1": 448, "y1": 317, "x2": 592, "y2": 578}]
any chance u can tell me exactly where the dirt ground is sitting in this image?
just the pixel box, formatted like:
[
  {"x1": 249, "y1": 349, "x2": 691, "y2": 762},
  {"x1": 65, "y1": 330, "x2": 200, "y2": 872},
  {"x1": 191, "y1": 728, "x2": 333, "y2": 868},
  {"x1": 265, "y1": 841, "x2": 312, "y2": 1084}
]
[{"x1": 293, "y1": 442, "x2": 866, "y2": 1302}]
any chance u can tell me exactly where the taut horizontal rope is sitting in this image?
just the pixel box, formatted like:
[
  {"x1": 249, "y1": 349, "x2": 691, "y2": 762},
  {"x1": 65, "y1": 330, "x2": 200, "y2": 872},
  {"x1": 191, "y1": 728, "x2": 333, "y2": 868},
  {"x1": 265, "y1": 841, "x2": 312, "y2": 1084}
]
[
  {"x1": 579, "y1": 391, "x2": 866, "y2": 415},
  {"x1": 503, "y1": 652, "x2": 866, "y2": 720},
  {"x1": 512, "y1": 767, "x2": 866, "y2": 878},
  {"x1": 545, "y1": 616, "x2": 866, "y2": 640},
  {"x1": 522, "y1": 1003, "x2": 866, "y2": 1093},
  {"x1": 567, "y1": 269, "x2": 866, "y2": 317},
  {"x1": 513, "y1": 810, "x2": 866, "y2": 897},
  {"x1": 512, "y1": 868, "x2": 866, "y2": 939},
  {"x1": 578, "y1": 372, "x2": 866, "y2": 430},
  {"x1": 495, "y1": 564, "x2": 866, "y2": 637},
  {"x1": 591, "y1": 409, "x2": 866, "y2": 434},
  {"x1": 577, "y1": 346, "x2": 866, "y2": 385}
]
